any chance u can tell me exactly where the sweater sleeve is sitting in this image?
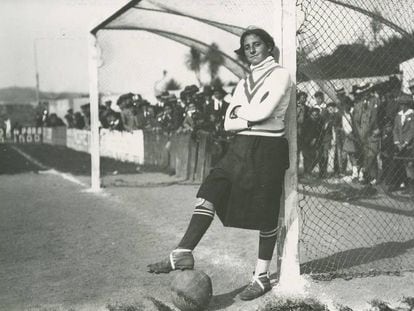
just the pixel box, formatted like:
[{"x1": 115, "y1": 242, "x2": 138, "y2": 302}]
[
  {"x1": 236, "y1": 69, "x2": 291, "y2": 122},
  {"x1": 224, "y1": 80, "x2": 249, "y2": 131}
]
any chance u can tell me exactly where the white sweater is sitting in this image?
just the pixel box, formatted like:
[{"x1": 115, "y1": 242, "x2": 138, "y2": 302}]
[{"x1": 224, "y1": 56, "x2": 292, "y2": 137}]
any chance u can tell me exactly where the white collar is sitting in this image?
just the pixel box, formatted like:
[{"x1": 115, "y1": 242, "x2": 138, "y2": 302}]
[{"x1": 249, "y1": 56, "x2": 276, "y2": 72}]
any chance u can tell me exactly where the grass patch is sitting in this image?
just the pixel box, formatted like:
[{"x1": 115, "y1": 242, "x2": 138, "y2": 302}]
[
  {"x1": 106, "y1": 296, "x2": 173, "y2": 311},
  {"x1": 261, "y1": 298, "x2": 329, "y2": 311},
  {"x1": 260, "y1": 297, "x2": 414, "y2": 311}
]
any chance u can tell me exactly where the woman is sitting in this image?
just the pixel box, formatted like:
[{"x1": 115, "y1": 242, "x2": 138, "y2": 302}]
[{"x1": 147, "y1": 27, "x2": 292, "y2": 301}]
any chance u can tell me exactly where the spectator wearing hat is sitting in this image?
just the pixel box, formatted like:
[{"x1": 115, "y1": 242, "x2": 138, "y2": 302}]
[
  {"x1": 156, "y1": 102, "x2": 176, "y2": 134},
  {"x1": 302, "y1": 107, "x2": 323, "y2": 176},
  {"x1": 64, "y1": 109, "x2": 75, "y2": 128},
  {"x1": 211, "y1": 87, "x2": 229, "y2": 117},
  {"x1": 297, "y1": 91, "x2": 309, "y2": 172},
  {"x1": 336, "y1": 87, "x2": 354, "y2": 175},
  {"x1": 106, "y1": 111, "x2": 123, "y2": 131},
  {"x1": 73, "y1": 111, "x2": 85, "y2": 129},
  {"x1": 340, "y1": 98, "x2": 359, "y2": 180},
  {"x1": 46, "y1": 113, "x2": 65, "y2": 127},
  {"x1": 99, "y1": 100, "x2": 115, "y2": 129},
  {"x1": 380, "y1": 119, "x2": 399, "y2": 189},
  {"x1": 314, "y1": 91, "x2": 327, "y2": 112},
  {"x1": 318, "y1": 102, "x2": 340, "y2": 178},
  {"x1": 393, "y1": 94, "x2": 414, "y2": 192},
  {"x1": 118, "y1": 93, "x2": 138, "y2": 132},
  {"x1": 80, "y1": 104, "x2": 91, "y2": 130},
  {"x1": 143, "y1": 105, "x2": 158, "y2": 130},
  {"x1": 352, "y1": 83, "x2": 380, "y2": 184}
]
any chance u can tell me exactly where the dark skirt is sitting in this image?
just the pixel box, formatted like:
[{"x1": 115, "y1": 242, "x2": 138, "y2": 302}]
[{"x1": 197, "y1": 135, "x2": 289, "y2": 230}]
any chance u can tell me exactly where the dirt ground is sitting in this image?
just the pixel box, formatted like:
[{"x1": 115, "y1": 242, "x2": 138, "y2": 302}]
[{"x1": 1, "y1": 144, "x2": 414, "y2": 311}]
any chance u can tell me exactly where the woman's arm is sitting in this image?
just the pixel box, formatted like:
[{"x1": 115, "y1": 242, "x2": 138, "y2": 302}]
[
  {"x1": 236, "y1": 69, "x2": 291, "y2": 122},
  {"x1": 224, "y1": 80, "x2": 249, "y2": 131}
]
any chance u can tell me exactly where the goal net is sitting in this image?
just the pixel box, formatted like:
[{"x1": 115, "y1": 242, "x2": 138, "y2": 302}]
[{"x1": 297, "y1": 0, "x2": 414, "y2": 279}]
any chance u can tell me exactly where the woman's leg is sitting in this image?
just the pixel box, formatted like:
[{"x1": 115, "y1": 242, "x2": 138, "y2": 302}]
[
  {"x1": 146, "y1": 198, "x2": 215, "y2": 274},
  {"x1": 147, "y1": 171, "x2": 230, "y2": 274},
  {"x1": 256, "y1": 227, "x2": 278, "y2": 274},
  {"x1": 176, "y1": 199, "x2": 215, "y2": 250},
  {"x1": 239, "y1": 227, "x2": 278, "y2": 301}
]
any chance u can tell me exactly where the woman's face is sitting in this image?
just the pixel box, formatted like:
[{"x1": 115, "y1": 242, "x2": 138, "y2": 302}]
[{"x1": 243, "y1": 34, "x2": 270, "y2": 65}]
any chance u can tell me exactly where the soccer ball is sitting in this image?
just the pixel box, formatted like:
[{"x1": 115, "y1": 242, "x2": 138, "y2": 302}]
[{"x1": 170, "y1": 270, "x2": 213, "y2": 311}]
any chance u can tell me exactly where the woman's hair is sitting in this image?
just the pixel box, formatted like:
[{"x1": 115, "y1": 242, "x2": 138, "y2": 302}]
[{"x1": 234, "y1": 27, "x2": 278, "y2": 62}]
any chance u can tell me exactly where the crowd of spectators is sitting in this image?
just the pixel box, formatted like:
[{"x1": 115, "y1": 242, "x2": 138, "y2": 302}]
[
  {"x1": 94, "y1": 85, "x2": 230, "y2": 140},
  {"x1": 36, "y1": 84, "x2": 231, "y2": 140},
  {"x1": 33, "y1": 76, "x2": 414, "y2": 192},
  {"x1": 297, "y1": 76, "x2": 414, "y2": 193}
]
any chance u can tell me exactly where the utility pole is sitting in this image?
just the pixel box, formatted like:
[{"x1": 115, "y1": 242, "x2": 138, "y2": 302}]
[{"x1": 33, "y1": 39, "x2": 40, "y2": 105}]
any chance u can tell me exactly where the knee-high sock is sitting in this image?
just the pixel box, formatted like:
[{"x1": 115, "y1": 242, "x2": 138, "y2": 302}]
[
  {"x1": 255, "y1": 227, "x2": 278, "y2": 277},
  {"x1": 177, "y1": 199, "x2": 214, "y2": 250}
]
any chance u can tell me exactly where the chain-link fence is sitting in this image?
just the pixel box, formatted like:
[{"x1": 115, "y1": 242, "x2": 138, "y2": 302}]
[{"x1": 297, "y1": 0, "x2": 414, "y2": 279}]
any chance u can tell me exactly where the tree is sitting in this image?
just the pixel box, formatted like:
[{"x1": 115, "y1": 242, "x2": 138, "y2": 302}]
[
  {"x1": 370, "y1": 8, "x2": 384, "y2": 48},
  {"x1": 185, "y1": 46, "x2": 203, "y2": 86},
  {"x1": 165, "y1": 78, "x2": 181, "y2": 91},
  {"x1": 203, "y1": 43, "x2": 224, "y2": 83},
  {"x1": 211, "y1": 77, "x2": 224, "y2": 89}
]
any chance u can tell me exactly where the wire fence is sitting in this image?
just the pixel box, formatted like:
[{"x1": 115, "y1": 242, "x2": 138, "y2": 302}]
[{"x1": 297, "y1": 0, "x2": 414, "y2": 279}]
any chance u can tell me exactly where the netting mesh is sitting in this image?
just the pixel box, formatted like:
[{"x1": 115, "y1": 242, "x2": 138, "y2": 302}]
[{"x1": 297, "y1": 0, "x2": 414, "y2": 278}]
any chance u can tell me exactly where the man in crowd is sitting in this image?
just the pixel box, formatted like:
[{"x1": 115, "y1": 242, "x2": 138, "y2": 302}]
[
  {"x1": 80, "y1": 104, "x2": 91, "y2": 130},
  {"x1": 393, "y1": 93, "x2": 414, "y2": 193},
  {"x1": 314, "y1": 91, "x2": 327, "y2": 112},
  {"x1": 302, "y1": 107, "x2": 323, "y2": 177},
  {"x1": 339, "y1": 94, "x2": 359, "y2": 180},
  {"x1": 335, "y1": 87, "x2": 356, "y2": 175},
  {"x1": 118, "y1": 93, "x2": 137, "y2": 132},
  {"x1": 211, "y1": 87, "x2": 229, "y2": 119},
  {"x1": 64, "y1": 109, "x2": 75, "y2": 128},
  {"x1": 45, "y1": 113, "x2": 65, "y2": 127},
  {"x1": 353, "y1": 83, "x2": 380, "y2": 185},
  {"x1": 297, "y1": 91, "x2": 309, "y2": 173},
  {"x1": 99, "y1": 100, "x2": 115, "y2": 128},
  {"x1": 318, "y1": 102, "x2": 339, "y2": 178}
]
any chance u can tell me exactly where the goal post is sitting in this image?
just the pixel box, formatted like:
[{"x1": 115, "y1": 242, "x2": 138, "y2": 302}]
[
  {"x1": 276, "y1": 0, "x2": 302, "y2": 291},
  {"x1": 88, "y1": 33, "x2": 101, "y2": 192}
]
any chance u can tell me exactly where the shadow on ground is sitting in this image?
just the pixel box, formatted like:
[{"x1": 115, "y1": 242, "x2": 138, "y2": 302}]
[{"x1": 301, "y1": 238, "x2": 414, "y2": 277}]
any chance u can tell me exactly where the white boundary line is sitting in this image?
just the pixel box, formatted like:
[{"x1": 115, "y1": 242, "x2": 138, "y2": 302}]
[
  {"x1": 10, "y1": 145, "x2": 88, "y2": 188},
  {"x1": 10, "y1": 145, "x2": 49, "y2": 170}
]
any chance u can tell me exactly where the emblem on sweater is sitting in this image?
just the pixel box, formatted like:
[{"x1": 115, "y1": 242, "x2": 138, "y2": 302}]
[{"x1": 243, "y1": 66, "x2": 278, "y2": 103}]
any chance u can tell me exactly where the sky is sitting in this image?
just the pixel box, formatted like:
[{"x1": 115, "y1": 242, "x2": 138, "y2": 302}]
[
  {"x1": 0, "y1": 0, "x2": 282, "y2": 102},
  {"x1": 1, "y1": 0, "x2": 412, "y2": 102},
  {"x1": 0, "y1": 0, "x2": 129, "y2": 92}
]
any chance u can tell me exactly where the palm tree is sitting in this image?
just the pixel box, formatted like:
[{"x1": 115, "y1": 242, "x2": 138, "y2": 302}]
[
  {"x1": 185, "y1": 46, "x2": 203, "y2": 86},
  {"x1": 165, "y1": 78, "x2": 181, "y2": 91},
  {"x1": 370, "y1": 8, "x2": 383, "y2": 48},
  {"x1": 203, "y1": 43, "x2": 224, "y2": 83}
]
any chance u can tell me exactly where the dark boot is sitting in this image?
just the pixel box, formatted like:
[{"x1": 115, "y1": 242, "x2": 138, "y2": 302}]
[
  {"x1": 239, "y1": 272, "x2": 271, "y2": 301},
  {"x1": 147, "y1": 249, "x2": 194, "y2": 274}
]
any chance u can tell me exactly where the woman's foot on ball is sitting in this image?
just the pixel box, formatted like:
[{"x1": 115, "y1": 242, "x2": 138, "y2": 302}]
[{"x1": 147, "y1": 249, "x2": 194, "y2": 274}]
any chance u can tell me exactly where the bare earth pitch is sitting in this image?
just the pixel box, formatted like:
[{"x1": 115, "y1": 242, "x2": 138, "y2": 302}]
[{"x1": 1, "y1": 145, "x2": 414, "y2": 310}]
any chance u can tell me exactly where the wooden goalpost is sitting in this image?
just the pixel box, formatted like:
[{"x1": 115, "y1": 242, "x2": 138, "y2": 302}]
[
  {"x1": 88, "y1": 34, "x2": 101, "y2": 192},
  {"x1": 276, "y1": 0, "x2": 302, "y2": 292}
]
